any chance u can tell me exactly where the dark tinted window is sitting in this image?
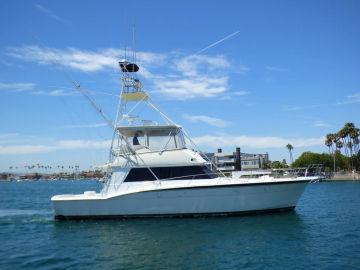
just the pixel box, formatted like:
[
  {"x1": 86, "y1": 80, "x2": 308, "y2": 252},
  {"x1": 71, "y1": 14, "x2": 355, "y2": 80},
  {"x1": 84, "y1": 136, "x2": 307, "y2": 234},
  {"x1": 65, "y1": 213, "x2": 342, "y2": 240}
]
[{"x1": 124, "y1": 166, "x2": 215, "y2": 182}]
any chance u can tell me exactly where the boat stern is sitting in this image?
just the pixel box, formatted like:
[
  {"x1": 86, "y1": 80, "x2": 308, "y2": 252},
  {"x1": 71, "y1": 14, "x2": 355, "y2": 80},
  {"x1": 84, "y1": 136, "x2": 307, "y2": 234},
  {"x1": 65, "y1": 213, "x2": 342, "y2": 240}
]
[{"x1": 51, "y1": 191, "x2": 102, "y2": 219}]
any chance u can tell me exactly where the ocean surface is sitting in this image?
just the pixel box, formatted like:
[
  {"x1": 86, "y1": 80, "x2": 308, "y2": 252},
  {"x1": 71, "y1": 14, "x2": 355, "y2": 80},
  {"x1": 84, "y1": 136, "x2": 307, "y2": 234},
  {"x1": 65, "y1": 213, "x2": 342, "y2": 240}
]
[{"x1": 0, "y1": 180, "x2": 359, "y2": 270}]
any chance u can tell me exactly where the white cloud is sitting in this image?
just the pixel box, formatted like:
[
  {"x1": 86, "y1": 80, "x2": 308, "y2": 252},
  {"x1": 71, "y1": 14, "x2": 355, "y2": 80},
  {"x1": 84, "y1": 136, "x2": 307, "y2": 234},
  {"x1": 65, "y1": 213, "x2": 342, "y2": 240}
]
[
  {"x1": 155, "y1": 76, "x2": 228, "y2": 99},
  {"x1": 219, "y1": 95, "x2": 232, "y2": 101},
  {"x1": 193, "y1": 134, "x2": 324, "y2": 149},
  {"x1": 0, "y1": 133, "x2": 19, "y2": 139},
  {"x1": 174, "y1": 54, "x2": 230, "y2": 77},
  {"x1": 56, "y1": 139, "x2": 111, "y2": 149},
  {"x1": 32, "y1": 89, "x2": 77, "y2": 96},
  {"x1": 136, "y1": 51, "x2": 166, "y2": 66},
  {"x1": 0, "y1": 82, "x2": 35, "y2": 92},
  {"x1": 284, "y1": 104, "x2": 322, "y2": 111},
  {"x1": 7, "y1": 46, "x2": 117, "y2": 72},
  {"x1": 233, "y1": 90, "x2": 249, "y2": 96},
  {"x1": 153, "y1": 54, "x2": 234, "y2": 99},
  {"x1": 0, "y1": 145, "x2": 57, "y2": 155},
  {"x1": 59, "y1": 123, "x2": 108, "y2": 129},
  {"x1": 6, "y1": 45, "x2": 248, "y2": 100},
  {"x1": 6, "y1": 45, "x2": 163, "y2": 73},
  {"x1": 0, "y1": 58, "x2": 18, "y2": 67},
  {"x1": 234, "y1": 65, "x2": 250, "y2": 74},
  {"x1": 286, "y1": 92, "x2": 360, "y2": 110},
  {"x1": 0, "y1": 81, "x2": 81, "y2": 97},
  {"x1": 312, "y1": 120, "x2": 330, "y2": 128},
  {"x1": 182, "y1": 114, "x2": 230, "y2": 128},
  {"x1": 0, "y1": 139, "x2": 111, "y2": 155},
  {"x1": 0, "y1": 133, "x2": 21, "y2": 144},
  {"x1": 0, "y1": 132, "x2": 323, "y2": 155},
  {"x1": 266, "y1": 66, "x2": 288, "y2": 72},
  {"x1": 0, "y1": 133, "x2": 42, "y2": 147},
  {"x1": 337, "y1": 92, "x2": 360, "y2": 105},
  {"x1": 220, "y1": 90, "x2": 250, "y2": 100},
  {"x1": 348, "y1": 92, "x2": 360, "y2": 99}
]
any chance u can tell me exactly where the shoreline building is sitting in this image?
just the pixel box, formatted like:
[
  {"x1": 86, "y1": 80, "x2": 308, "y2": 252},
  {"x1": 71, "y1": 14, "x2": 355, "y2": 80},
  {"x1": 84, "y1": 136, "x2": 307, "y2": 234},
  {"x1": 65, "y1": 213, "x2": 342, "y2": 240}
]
[{"x1": 204, "y1": 148, "x2": 269, "y2": 172}]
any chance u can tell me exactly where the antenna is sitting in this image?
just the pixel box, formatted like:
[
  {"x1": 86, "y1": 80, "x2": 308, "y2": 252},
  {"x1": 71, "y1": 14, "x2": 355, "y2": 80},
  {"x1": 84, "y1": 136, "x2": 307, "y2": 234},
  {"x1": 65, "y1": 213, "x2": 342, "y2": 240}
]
[{"x1": 132, "y1": 24, "x2": 136, "y2": 64}]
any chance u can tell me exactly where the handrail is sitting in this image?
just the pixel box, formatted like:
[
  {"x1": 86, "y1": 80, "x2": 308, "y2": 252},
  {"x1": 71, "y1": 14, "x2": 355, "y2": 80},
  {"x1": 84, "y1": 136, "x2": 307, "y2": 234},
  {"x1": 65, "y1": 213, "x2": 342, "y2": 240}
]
[{"x1": 112, "y1": 147, "x2": 192, "y2": 157}]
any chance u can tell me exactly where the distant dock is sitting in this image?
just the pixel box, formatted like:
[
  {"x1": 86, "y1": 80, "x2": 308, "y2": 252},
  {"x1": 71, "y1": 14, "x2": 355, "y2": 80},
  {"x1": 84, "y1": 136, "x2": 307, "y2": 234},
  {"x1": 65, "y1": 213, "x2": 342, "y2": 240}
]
[
  {"x1": 0, "y1": 171, "x2": 105, "y2": 181},
  {"x1": 327, "y1": 172, "x2": 360, "y2": 181}
]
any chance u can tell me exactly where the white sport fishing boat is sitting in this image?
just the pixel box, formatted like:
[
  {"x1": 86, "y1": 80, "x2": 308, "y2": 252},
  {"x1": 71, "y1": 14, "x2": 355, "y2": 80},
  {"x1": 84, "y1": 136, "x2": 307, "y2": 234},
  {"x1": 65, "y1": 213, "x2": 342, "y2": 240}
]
[{"x1": 52, "y1": 59, "x2": 317, "y2": 219}]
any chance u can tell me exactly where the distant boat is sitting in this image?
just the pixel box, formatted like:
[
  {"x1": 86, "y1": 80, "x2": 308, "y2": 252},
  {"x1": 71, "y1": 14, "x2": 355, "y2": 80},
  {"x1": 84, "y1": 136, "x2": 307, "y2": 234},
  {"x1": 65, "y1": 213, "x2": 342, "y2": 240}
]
[{"x1": 52, "y1": 58, "x2": 319, "y2": 219}]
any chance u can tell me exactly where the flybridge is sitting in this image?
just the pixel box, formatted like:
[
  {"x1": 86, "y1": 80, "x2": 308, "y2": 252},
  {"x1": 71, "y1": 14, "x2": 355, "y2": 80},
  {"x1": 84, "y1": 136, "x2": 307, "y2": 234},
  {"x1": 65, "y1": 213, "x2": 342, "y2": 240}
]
[{"x1": 106, "y1": 57, "x2": 209, "y2": 169}]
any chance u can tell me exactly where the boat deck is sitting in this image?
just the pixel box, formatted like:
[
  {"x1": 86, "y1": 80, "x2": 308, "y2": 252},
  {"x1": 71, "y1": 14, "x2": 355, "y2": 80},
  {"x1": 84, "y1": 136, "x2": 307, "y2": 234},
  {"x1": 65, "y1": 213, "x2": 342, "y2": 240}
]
[{"x1": 51, "y1": 176, "x2": 316, "y2": 201}]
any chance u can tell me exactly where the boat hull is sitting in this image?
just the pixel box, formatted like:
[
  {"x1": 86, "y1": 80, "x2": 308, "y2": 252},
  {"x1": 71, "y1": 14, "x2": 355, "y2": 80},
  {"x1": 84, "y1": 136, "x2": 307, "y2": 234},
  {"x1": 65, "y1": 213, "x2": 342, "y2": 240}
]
[{"x1": 52, "y1": 180, "x2": 308, "y2": 219}]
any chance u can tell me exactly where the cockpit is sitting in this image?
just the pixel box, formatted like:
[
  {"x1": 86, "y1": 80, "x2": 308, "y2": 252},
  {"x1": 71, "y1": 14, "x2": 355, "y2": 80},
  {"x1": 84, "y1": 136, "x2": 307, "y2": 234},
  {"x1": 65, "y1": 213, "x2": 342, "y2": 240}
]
[{"x1": 117, "y1": 125, "x2": 186, "y2": 153}]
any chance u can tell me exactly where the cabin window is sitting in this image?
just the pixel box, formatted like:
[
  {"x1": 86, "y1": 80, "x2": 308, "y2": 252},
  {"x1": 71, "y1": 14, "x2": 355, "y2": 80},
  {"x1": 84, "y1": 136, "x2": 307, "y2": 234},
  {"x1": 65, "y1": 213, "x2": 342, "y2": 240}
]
[
  {"x1": 148, "y1": 134, "x2": 178, "y2": 150},
  {"x1": 127, "y1": 132, "x2": 146, "y2": 146},
  {"x1": 124, "y1": 166, "x2": 216, "y2": 182},
  {"x1": 147, "y1": 130, "x2": 185, "y2": 151},
  {"x1": 119, "y1": 127, "x2": 186, "y2": 151}
]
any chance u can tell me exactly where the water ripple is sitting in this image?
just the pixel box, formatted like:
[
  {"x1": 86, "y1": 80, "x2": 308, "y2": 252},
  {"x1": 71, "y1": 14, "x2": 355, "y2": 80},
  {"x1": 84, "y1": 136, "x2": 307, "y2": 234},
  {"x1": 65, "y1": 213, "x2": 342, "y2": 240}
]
[{"x1": 0, "y1": 180, "x2": 359, "y2": 270}]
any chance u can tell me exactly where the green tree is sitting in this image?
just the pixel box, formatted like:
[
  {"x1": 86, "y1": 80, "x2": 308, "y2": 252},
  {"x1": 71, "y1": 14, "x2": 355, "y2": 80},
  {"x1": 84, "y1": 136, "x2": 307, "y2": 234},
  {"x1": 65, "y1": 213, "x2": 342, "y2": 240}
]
[
  {"x1": 269, "y1": 160, "x2": 287, "y2": 169},
  {"x1": 292, "y1": 151, "x2": 350, "y2": 171}
]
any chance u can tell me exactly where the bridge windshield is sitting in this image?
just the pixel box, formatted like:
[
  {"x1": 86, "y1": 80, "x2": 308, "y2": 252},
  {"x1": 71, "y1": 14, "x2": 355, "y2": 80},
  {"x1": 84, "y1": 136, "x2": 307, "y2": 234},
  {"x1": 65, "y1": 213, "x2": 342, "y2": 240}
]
[
  {"x1": 147, "y1": 129, "x2": 185, "y2": 151},
  {"x1": 119, "y1": 125, "x2": 186, "y2": 151}
]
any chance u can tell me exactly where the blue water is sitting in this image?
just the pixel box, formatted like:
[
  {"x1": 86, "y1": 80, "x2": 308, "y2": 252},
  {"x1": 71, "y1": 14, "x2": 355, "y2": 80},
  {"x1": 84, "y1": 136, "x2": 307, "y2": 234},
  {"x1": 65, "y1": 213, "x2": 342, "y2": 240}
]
[{"x1": 0, "y1": 180, "x2": 359, "y2": 270}]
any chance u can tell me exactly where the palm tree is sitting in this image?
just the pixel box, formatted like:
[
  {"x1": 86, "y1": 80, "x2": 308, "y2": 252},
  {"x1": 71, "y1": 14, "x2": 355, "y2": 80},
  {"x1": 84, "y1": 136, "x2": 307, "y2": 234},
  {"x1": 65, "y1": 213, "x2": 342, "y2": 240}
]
[
  {"x1": 347, "y1": 141, "x2": 354, "y2": 170},
  {"x1": 333, "y1": 134, "x2": 341, "y2": 152},
  {"x1": 350, "y1": 127, "x2": 360, "y2": 170},
  {"x1": 341, "y1": 123, "x2": 355, "y2": 162},
  {"x1": 343, "y1": 123, "x2": 359, "y2": 171},
  {"x1": 325, "y1": 133, "x2": 336, "y2": 173},
  {"x1": 325, "y1": 133, "x2": 334, "y2": 154},
  {"x1": 350, "y1": 128, "x2": 359, "y2": 153},
  {"x1": 286, "y1": 144, "x2": 294, "y2": 165},
  {"x1": 344, "y1": 123, "x2": 355, "y2": 153},
  {"x1": 336, "y1": 141, "x2": 343, "y2": 155},
  {"x1": 338, "y1": 129, "x2": 349, "y2": 157}
]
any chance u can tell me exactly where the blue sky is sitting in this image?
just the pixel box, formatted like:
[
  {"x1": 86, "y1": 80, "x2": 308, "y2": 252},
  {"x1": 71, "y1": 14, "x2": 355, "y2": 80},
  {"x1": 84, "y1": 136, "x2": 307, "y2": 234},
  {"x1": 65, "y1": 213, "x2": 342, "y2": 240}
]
[{"x1": 1, "y1": 0, "x2": 360, "y2": 171}]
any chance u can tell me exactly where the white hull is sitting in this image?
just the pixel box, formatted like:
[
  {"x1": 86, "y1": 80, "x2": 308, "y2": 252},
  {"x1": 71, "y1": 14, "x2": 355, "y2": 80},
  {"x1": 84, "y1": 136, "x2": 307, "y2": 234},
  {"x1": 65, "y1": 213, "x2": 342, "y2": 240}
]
[{"x1": 52, "y1": 179, "x2": 309, "y2": 219}]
